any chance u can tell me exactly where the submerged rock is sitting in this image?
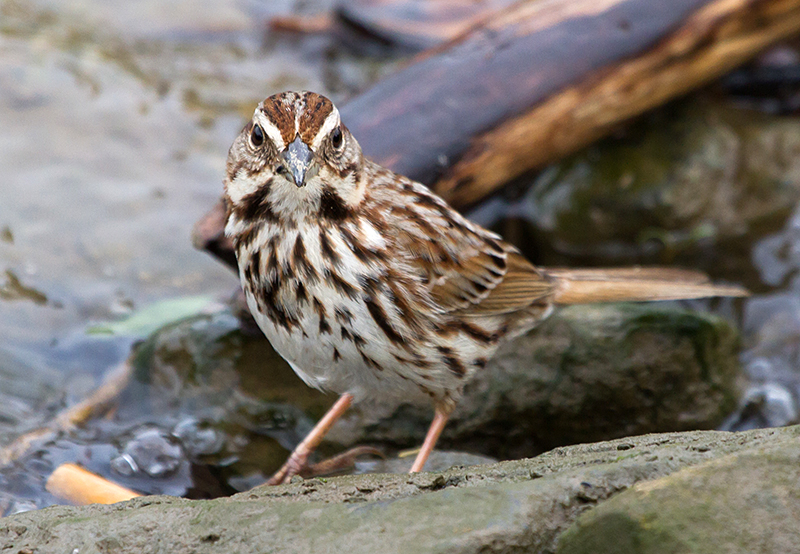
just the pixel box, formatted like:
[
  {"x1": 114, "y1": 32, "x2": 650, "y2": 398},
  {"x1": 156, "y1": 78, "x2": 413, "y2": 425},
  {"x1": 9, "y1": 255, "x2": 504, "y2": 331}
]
[{"x1": 2, "y1": 426, "x2": 797, "y2": 554}]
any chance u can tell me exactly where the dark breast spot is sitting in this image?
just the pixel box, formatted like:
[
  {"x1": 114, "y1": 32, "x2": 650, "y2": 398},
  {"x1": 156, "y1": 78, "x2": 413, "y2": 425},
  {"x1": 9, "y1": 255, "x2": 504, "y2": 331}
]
[
  {"x1": 292, "y1": 235, "x2": 318, "y2": 283},
  {"x1": 437, "y1": 346, "x2": 467, "y2": 378},
  {"x1": 319, "y1": 228, "x2": 341, "y2": 267},
  {"x1": 325, "y1": 269, "x2": 358, "y2": 300},
  {"x1": 233, "y1": 180, "x2": 276, "y2": 223},
  {"x1": 319, "y1": 187, "x2": 352, "y2": 221},
  {"x1": 295, "y1": 281, "x2": 308, "y2": 306},
  {"x1": 365, "y1": 297, "x2": 404, "y2": 345},
  {"x1": 359, "y1": 351, "x2": 382, "y2": 371}
]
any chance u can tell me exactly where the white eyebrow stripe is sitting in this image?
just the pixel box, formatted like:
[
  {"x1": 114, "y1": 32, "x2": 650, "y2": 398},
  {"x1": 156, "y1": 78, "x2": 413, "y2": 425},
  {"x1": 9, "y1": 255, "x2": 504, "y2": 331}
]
[
  {"x1": 311, "y1": 107, "x2": 340, "y2": 150},
  {"x1": 254, "y1": 110, "x2": 286, "y2": 150}
]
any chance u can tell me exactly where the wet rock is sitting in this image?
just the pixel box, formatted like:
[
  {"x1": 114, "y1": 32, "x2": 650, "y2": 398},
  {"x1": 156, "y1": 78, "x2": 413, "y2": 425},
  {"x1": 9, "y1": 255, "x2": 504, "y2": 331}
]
[
  {"x1": 331, "y1": 303, "x2": 742, "y2": 459},
  {"x1": 353, "y1": 450, "x2": 496, "y2": 476},
  {"x1": 2, "y1": 426, "x2": 797, "y2": 554},
  {"x1": 500, "y1": 96, "x2": 800, "y2": 285},
  {"x1": 557, "y1": 428, "x2": 800, "y2": 554}
]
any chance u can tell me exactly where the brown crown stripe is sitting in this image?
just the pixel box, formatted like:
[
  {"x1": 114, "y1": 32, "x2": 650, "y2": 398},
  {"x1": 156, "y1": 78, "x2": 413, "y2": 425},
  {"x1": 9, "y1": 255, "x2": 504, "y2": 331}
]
[
  {"x1": 298, "y1": 92, "x2": 334, "y2": 144},
  {"x1": 260, "y1": 95, "x2": 297, "y2": 146}
]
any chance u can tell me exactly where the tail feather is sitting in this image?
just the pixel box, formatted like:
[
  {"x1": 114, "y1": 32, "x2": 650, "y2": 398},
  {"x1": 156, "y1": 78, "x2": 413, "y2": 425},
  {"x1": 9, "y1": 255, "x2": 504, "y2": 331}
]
[{"x1": 549, "y1": 267, "x2": 748, "y2": 305}]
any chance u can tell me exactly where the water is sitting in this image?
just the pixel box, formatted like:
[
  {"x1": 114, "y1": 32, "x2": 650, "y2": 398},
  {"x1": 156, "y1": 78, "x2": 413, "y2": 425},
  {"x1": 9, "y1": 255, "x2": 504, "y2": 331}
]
[
  {"x1": 0, "y1": 0, "x2": 385, "y2": 511},
  {"x1": 2, "y1": 0, "x2": 800, "y2": 513}
]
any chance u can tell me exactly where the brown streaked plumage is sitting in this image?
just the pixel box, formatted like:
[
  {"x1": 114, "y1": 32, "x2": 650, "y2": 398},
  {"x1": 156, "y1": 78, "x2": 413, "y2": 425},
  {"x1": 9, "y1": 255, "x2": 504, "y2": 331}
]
[{"x1": 223, "y1": 91, "x2": 748, "y2": 484}]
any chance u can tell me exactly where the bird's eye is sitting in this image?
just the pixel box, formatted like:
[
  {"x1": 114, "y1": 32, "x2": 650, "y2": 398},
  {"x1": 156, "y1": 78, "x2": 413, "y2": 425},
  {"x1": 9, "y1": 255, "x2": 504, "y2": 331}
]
[
  {"x1": 251, "y1": 124, "x2": 264, "y2": 147},
  {"x1": 330, "y1": 126, "x2": 343, "y2": 149}
]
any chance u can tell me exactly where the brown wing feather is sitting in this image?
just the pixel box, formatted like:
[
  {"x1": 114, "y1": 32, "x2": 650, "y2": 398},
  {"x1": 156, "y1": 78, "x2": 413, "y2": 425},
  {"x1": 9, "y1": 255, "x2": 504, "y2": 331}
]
[
  {"x1": 458, "y1": 251, "x2": 554, "y2": 315},
  {"x1": 386, "y1": 187, "x2": 555, "y2": 316}
]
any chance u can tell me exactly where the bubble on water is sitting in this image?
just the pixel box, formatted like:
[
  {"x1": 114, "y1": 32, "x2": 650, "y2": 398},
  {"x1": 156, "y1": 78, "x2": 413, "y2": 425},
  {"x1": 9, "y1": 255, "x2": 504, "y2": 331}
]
[
  {"x1": 114, "y1": 428, "x2": 185, "y2": 478},
  {"x1": 109, "y1": 452, "x2": 138, "y2": 477},
  {"x1": 172, "y1": 417, "x2": 224, "y2": 457}
]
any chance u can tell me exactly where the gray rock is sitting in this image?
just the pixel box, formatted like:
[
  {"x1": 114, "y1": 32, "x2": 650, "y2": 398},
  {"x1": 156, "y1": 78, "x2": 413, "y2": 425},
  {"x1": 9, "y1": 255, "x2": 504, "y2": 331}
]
[
  {"x1": 2, "y1": 426, "x2": 798, "y2": 554},
  {"x1": 557, "y1": 428, "x2": 800, "y2": 554}
]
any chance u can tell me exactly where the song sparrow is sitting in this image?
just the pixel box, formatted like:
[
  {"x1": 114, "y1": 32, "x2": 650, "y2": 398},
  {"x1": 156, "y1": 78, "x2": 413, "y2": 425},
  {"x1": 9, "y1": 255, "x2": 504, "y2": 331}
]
[{"x1": 223, "y1": 91, "x2": 746, "y2": 484}]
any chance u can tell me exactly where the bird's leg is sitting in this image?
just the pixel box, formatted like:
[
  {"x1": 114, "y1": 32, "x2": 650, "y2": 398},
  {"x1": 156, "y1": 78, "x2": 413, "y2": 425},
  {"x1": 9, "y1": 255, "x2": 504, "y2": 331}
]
[
  {"x1": 410, "y1": 408, "x2": 450, "y2": 473},
  {"x1": 267, "y1": 393, "x2": 353, "y2": 485}
]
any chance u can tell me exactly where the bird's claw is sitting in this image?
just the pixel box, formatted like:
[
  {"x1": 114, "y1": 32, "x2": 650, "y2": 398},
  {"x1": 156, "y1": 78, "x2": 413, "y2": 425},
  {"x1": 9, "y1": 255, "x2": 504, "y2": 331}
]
[{"x1": 267, "y1": 446, "x2": 384, "y2": 485}]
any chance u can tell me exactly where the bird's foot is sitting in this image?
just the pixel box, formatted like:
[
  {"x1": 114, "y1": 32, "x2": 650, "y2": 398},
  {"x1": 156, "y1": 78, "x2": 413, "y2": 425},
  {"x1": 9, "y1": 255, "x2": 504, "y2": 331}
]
[{"x1": 267, "y1": 446, "x2": 383, "y2": 485}]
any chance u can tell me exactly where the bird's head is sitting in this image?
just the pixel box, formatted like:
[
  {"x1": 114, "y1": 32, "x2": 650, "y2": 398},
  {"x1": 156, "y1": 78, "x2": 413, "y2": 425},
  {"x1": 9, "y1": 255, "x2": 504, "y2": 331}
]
[{"x1": 224, "y1": 91, "x2": 365, "y2": 223}]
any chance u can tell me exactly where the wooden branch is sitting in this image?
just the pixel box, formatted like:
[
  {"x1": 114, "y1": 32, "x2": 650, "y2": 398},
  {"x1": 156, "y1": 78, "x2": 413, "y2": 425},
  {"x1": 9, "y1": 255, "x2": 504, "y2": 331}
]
[
  {"x1": 342, "y1": 0, "x2": 800, "y2": 207},
  {"x1": 46, "y1": 463, "x2": 141, "y2": 505},
  {"x1": 335, "y1": 0, "x2": 515, "y2": 51},
  {"x1": 0, "y1": 359, "x2": 133, "y2": 467}
]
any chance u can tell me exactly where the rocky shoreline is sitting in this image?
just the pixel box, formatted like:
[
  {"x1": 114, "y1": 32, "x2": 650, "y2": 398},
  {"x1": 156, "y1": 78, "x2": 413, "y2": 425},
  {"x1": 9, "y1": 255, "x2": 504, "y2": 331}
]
[{"x1": 3, "y1": 425, "x2": 797, "y2": 553}]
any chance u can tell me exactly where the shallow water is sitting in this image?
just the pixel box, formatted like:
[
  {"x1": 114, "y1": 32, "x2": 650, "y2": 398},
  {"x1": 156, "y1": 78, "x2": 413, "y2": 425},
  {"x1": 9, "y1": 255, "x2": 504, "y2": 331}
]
[
  {"x1": 0, "y1": 0, "x2": 393, "y2": 510},
  {"x1": 2, "y1": 0, "x2": 800, "y2": 513}
]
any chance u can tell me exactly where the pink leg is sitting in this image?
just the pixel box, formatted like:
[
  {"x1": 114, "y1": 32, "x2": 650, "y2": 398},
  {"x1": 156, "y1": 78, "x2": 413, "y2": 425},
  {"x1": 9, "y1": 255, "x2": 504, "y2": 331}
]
[
  {"x1": 410, "y1": 408, "x2": 450, "y2": 473},
  {"x1": 267, "y1": 393, "x2": 353, "y2": 485}
]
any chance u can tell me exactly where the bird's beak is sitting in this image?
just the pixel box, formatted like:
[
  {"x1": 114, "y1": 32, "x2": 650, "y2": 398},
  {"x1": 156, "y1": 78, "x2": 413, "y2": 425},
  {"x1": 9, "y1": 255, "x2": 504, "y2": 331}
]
[{"x1": 281, "y1": 135, "x2": 315, "y2": 187}]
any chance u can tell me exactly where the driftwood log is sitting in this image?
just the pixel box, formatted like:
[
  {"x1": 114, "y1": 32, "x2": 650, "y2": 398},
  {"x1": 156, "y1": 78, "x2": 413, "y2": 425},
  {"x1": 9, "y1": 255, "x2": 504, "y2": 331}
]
[
  {"x1": 195, "y1": 0, "x2": 800, "y2": 267},
  {"x1": 335, "y1": 0, "x2": 517, "y2": 51}
]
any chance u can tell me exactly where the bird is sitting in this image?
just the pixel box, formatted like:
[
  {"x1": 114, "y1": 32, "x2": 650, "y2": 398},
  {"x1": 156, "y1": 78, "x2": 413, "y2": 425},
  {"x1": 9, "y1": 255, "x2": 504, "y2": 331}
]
[{"x1": 222, "y1": 91, "x2": 747, "y2": 484}]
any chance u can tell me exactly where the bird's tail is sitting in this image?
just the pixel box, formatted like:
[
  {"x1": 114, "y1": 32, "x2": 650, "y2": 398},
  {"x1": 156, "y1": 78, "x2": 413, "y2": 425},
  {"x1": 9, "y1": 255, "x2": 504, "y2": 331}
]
[{"x1": 548, "y1": 267, "x2": 748, "y2": 305}]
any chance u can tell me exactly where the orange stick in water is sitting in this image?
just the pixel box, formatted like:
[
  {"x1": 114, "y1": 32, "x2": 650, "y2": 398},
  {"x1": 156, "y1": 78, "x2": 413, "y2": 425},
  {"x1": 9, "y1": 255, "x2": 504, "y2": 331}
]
[{"x1": 45, "y1": 463, "x2": 141, "y2": 505}]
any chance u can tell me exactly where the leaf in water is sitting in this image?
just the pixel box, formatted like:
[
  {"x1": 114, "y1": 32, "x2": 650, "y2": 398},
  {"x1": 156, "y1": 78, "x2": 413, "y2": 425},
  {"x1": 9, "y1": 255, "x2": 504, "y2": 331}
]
[
  {"x1": 0, "y1": 270, "x2": 47, "y2": 305},
  {"x1": 87, "y1": 296, "x2": 216, "y2": 337}
]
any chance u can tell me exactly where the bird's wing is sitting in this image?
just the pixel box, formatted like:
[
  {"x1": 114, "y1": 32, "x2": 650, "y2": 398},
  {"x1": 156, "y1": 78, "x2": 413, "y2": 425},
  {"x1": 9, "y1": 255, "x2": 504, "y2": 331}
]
[{"x1": 386, "y1": 192, "x2": 555, "y2": 317}]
